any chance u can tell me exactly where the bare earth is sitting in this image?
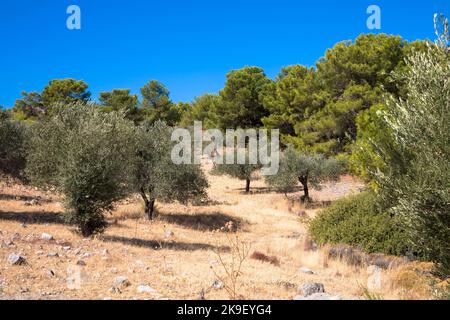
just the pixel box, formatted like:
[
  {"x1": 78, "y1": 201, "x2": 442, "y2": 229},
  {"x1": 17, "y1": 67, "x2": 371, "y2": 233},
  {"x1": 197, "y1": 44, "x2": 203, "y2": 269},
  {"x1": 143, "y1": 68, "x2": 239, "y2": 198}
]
[{"x1": 0, "y1": 164, "x2": 440, "y2": 300}]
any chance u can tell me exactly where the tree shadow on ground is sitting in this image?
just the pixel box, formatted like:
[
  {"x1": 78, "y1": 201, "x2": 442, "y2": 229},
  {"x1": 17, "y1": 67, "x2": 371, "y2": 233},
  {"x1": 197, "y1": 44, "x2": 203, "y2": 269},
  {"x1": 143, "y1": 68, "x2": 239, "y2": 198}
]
[
  {"x1": 235, "y1": 186, "x2": 303, "y2": 195},
  {"x1": 156, "y1": 211, "x2": 245, "y2": 232},
  {"x1": 99, "y1": 235, "x2": 230, "y2": 252},
  {"x1": 0, "y1": 210, "x2": 64, "y2": 225},
  {"x1": 0, "y1": 193, "x2": 54, "y2": 203}
]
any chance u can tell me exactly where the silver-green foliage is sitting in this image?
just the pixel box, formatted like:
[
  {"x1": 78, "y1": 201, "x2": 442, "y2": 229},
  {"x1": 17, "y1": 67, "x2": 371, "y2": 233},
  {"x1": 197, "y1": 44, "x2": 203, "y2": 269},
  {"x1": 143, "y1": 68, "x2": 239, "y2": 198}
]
[
  {"x1": 133, "y1": 121, "x2": 209, "y2": 219},
  {"x1": 0, "y1": 111, "x2": 27, "y2": 179},
  {"x1": 211, "y1": 149, "x2": 262, "y2": 193},
  {"x1": 26, "y1": 103, "x2": 135, "y2": 236},
  {"x1": 371, "y1": 15, "x2": 450, "y2": 275},
  {"x1": 265, "y1": 146, "x2": 342, "y2": 201}
]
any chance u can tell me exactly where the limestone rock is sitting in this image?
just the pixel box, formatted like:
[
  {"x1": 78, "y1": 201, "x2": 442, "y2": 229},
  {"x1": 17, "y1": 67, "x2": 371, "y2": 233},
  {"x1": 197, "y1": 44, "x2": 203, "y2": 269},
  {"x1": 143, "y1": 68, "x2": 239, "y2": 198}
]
[{"x1": 299, "y1": 282, "x2": 325, "y2": 296}]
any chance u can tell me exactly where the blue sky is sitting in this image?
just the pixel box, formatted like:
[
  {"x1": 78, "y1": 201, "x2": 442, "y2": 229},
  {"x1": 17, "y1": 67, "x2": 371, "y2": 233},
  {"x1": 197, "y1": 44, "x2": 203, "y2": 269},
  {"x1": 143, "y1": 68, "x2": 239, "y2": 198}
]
[{"x1": 0, "y1": 0, "x2": 448, "y2": 107}]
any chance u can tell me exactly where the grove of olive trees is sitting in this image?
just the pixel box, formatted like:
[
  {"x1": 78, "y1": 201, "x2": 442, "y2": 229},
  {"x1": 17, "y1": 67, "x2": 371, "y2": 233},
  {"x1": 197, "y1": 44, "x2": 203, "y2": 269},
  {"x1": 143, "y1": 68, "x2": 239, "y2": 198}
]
[{"x1": 0, "y1": 15, "x2": 448, "y2": 279}]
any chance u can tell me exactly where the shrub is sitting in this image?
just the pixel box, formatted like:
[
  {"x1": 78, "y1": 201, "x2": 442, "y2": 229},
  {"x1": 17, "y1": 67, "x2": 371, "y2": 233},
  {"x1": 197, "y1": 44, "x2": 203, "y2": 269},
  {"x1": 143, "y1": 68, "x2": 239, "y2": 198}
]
[
  {"x1": 309, "y1": 192, "x2": 409, "y2": 256},
  {"x1": 26, "y1": 103, "x2": 135, "y2": 236}
]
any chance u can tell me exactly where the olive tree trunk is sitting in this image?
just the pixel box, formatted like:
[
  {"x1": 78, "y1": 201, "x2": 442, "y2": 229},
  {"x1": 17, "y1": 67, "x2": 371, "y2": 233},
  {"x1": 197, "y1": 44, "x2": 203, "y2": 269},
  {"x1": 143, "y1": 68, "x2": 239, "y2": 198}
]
[
  {"x1": 298, "y1": 173, "x2": 311, "y2": 203},
  {"x1": 140, "y1": 187, "x2": 156, "y2": 220}
]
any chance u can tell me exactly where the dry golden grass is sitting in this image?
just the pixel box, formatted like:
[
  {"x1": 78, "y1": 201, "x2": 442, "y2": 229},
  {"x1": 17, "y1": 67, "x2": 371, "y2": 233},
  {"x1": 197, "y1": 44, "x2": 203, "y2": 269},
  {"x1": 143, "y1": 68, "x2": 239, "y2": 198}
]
[{"x1": 0, "y1": 169, "x2": 440, "y2": 300}]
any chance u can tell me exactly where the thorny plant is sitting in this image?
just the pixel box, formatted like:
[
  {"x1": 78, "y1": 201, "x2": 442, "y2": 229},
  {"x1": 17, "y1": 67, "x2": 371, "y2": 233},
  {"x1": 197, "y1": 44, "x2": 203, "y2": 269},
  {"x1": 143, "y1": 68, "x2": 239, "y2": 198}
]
[{"x1": 210, "y1": 221, "x2": 252, "y2": 300}]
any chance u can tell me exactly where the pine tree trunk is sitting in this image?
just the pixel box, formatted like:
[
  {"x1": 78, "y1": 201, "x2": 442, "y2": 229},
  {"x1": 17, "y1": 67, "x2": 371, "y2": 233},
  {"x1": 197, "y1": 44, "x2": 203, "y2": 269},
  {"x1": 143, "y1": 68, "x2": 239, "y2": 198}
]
[{"x1": 245, "y1": 178, "x2": 251, "y2": 193}]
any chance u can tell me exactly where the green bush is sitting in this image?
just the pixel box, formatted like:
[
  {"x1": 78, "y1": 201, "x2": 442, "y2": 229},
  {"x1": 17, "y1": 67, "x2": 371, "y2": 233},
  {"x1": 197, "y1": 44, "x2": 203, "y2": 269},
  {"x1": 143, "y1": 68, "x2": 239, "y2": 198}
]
[{"x1": 309, "y1": 192, "x2": 409, "y2": 256}]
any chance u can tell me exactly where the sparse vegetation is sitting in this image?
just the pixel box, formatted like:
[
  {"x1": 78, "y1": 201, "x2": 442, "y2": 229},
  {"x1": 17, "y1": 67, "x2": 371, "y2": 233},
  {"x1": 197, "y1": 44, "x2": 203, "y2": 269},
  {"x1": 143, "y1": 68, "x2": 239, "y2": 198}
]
[
  {"x1": 211, "y1": 222, "x2": 252, "y2": 300},
  {"x1": 0, "y1": 13, "x2": 448, "y2": 300}
]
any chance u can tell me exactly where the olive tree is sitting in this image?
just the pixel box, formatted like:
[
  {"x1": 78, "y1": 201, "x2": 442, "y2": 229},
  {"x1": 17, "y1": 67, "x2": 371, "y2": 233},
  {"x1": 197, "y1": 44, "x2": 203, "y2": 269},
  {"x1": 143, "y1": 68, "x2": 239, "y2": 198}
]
[
  {"x1": 0, "y1": 111, "x2": 27, "y2": 180},
  {"x1": 133, "y1": 121, "x2": 209, "y2": 220},
  {"x1": 369, "y1": 15, "x2": 450, "y2": 275},
  {"x1": 26, "y1": 103, "x2": 135, "y2": 236},
  {"x1": 211, "y1": 149, "x2": 262, "y2": 193},
  {"x1": 266, "y1": 146, "x2": 342, "y2": 202}
]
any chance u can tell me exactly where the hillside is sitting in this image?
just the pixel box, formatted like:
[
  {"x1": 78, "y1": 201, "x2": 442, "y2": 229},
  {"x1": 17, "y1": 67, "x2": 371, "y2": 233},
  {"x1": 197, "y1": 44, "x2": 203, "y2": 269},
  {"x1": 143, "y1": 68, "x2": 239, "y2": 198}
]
[{"x1": 0, "y1": 163, "x2": 440, "y2": 300}]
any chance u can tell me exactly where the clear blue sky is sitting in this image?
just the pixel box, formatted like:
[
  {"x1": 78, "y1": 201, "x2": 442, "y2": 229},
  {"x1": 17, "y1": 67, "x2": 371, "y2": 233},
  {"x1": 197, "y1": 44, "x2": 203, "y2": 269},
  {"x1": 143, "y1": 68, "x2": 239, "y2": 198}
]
[{"x1": 1, "y1": 0, "x2": 448, "y2": 107}]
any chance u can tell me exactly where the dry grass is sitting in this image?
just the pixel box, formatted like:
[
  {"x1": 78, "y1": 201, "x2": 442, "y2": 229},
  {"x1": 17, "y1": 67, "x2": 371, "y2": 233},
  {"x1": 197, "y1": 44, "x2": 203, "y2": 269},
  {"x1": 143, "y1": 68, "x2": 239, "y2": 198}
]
[{"x1": 0, "y1": 169, "x2": 440, "y2": 300}]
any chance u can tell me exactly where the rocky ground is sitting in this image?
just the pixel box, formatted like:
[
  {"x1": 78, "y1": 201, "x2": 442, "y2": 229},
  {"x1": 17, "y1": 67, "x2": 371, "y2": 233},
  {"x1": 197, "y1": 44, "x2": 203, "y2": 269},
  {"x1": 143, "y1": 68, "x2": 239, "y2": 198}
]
[{"x1": 0, "y1": 169, "x2": 441, "y2": 300}]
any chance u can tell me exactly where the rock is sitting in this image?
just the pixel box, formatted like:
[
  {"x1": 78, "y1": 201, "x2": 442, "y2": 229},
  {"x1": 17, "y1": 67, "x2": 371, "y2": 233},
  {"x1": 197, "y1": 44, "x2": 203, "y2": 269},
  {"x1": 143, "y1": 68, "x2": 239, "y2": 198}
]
[
  {"x1": 48, "y1": 270, "x2": 56, "y2": 277},
  {"x1": 8, "y1": 253, "x2": 26, "y2": 266},
  {"x1": 113, "y1": 276, "x2": 131, "y2": 288},
  {"x1": 3, "y1": 240, "x2": 14, "y2": 247},
  {"x1": 198, "y1": 289, "x2": 206, "y2": 300},
  {"x1": 137, "y1": 285, "x2": 157, "y2": 294},
  {"x1": 82, "y1": 252, "x2": 92, "y2": 258},
  {"x1": 110, "y1": 287, "x2": 122, "y2": 294},
  {"x1": 275, "y1": 280, "x2": 296, "y2": 289},
  {"x1": 299, "y1": 282, "x2": 325, "y2": 297},
  {"x1": 135, "y1": 260, "x2": 144, "y2": 266},
  {"x1": 297, "y1": 211, "x2": 307, "y2": 218},
  {"x1": 63, "y1": 246, "x2": 71, "y2": 251},
  {"x1": 41, "y1": 233, "x2": 54, "y2": 241},
  {"x1": 164, "y1": 230, "x2": 174, "y2": 238},
  {"x1": 209, "y1": 259, "x2": 219, "y2": 266},
  {"x1": 11, "y1": 233, "x2": 20, "y2": 241},
  {"x1": 20, "y1": 287, "x2": 30, "y2": 293},
  {"x1": 102, "y1": 249, "x2": 109, "y2": 255},
  {"x1": 294, "y1": 293, "x2": 342, "y2": 300},
  {"x1": 47, "y1": 252, "x2": 59, "y2": 257},
  {"x1": 76, "y1": 260, "x2": 86, "y2": 266},
  {"x1": 299, "y1": 267, "x2": 315, "y2": 275},
  {"x1": 24, "y1": 199, "x2": 40, "y2": 206},
  {"x1": 211, "y1": 280, "x2": 223, "y2": 289}
]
